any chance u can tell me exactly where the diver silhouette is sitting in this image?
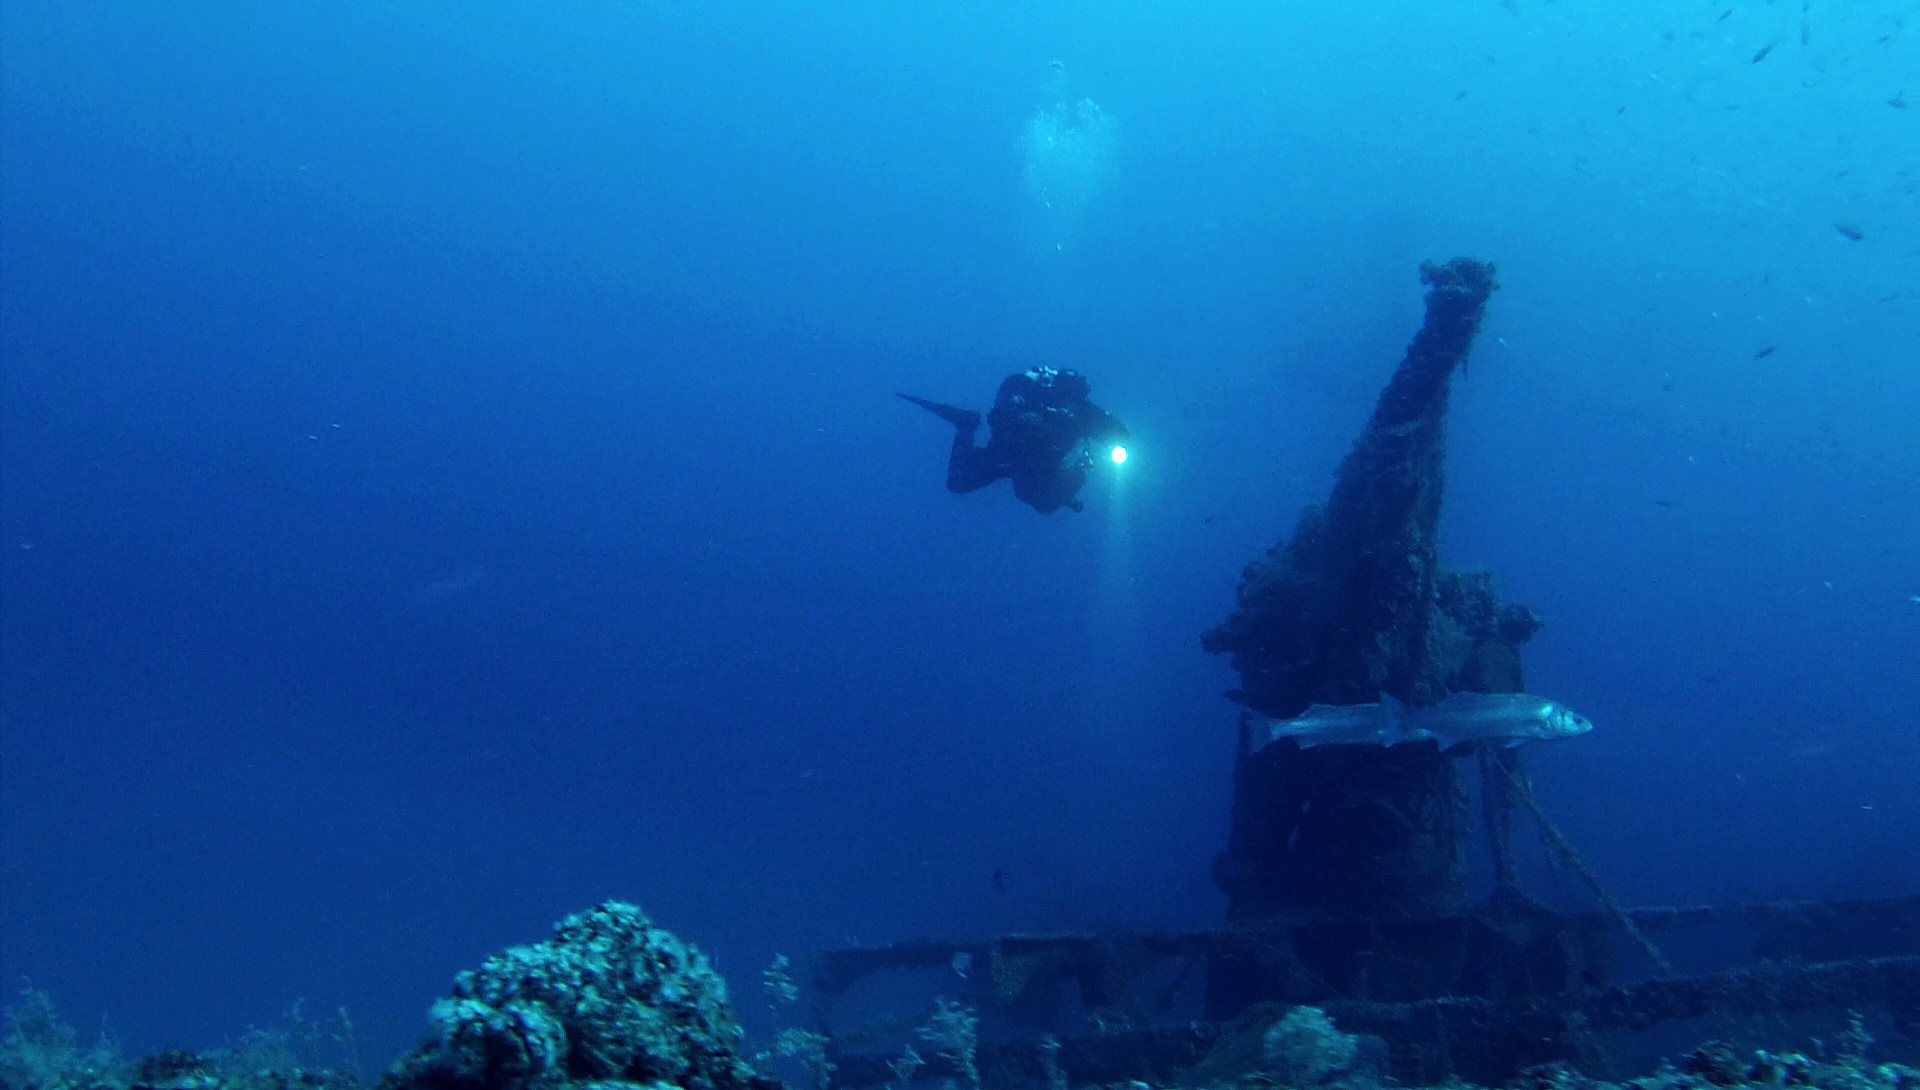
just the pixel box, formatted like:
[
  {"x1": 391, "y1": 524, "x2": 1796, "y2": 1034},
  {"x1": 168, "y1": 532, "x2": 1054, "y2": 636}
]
[{"x1": 900, "y1": 367, "x2": 1129, "y2": 515}]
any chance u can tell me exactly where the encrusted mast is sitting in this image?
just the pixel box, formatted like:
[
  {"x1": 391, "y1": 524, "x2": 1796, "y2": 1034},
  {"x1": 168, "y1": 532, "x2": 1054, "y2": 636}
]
[{"x1": 1203, "y1": 259, "x2": 1537, "y2": 943}]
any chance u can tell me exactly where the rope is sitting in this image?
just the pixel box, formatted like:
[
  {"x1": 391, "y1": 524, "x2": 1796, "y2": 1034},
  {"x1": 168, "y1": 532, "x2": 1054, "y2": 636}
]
[{"x1": 1489, "y1": 754, "x2": 1675, "y2": 977}]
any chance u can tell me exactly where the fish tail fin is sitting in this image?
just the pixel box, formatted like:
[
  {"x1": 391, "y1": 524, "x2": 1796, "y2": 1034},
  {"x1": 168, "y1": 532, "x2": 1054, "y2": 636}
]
[
  {"x1": 1378, "y1": 691, "x2": 1410, "y2": 736},
  {"x1": 1241, "y1": 712, "x2": 1268, "y2": 756},
  {"x1": 1247, "y1": 718, "x2": 1294, "y2": 756}
]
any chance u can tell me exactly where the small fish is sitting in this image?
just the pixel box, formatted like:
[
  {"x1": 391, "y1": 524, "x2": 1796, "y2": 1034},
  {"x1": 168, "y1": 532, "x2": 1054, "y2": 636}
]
[
  {"x1": 991, "y1": 867, "x2": 1010, "y2": 892},
  {"x1": 1454, "y1": 89, "x2": 1470, "y2": 101},
  {"x1": 1890, "y1": 94, "x2": 1908, "y2": 110},
  {"x1": 1752, "y1": 345, "x2": 1777, "y2": 360},
  {"x1": 1717, "y1": 8, "x2": 1733, "y2": 23},
  {"x1": 1834, "y1": 222, "x2": 1866, "y2": 241},
  {"x1": 1251, "y1": 692, "x2": 1593, "y2": 755},
  {"x1": 1752, "y1": 39, "x2": 1779, "y2": 63},
  {"x1": 1654, "y1": 498, "x2": 1676, "y2": 508},
  {"x1": 1877, "y1": 292, "x2": 1902, "y2": 303}
]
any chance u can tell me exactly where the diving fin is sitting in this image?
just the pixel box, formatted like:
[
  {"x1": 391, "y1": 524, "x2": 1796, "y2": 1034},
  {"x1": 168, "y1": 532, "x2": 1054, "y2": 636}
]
[{"x1": 897, "y1": 393, "x2": 981, "y2": 432}]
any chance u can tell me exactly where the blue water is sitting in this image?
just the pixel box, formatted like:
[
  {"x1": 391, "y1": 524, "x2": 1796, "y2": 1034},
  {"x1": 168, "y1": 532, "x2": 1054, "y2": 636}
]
[{"x1": 2, "y1": 1, "x2": 1915, "y2": 1070}]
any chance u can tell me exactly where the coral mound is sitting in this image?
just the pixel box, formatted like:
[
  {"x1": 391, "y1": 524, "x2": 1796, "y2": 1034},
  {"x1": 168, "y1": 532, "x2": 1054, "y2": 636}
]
[{"x1": 383, "y1": 902, "x2": 780, "y2": 1090}]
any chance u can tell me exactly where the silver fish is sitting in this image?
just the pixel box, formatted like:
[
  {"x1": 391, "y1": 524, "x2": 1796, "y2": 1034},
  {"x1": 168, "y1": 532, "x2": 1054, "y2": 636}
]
[{"x1": 1251, "y1": 692, "x2": 1593, "y2": 754}]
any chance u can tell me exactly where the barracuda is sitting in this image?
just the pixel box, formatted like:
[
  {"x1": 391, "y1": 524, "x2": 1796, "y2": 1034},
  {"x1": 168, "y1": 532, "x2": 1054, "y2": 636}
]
[{"x1": 1251, "y1": 692, "x2": 1593, "y2": 755}]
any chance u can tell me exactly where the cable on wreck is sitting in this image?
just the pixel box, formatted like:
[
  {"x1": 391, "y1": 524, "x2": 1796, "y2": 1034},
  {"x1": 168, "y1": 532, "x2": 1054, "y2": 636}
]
[{"x1": 1490, "y1": 753, "x2": 1675, "y2": 977}]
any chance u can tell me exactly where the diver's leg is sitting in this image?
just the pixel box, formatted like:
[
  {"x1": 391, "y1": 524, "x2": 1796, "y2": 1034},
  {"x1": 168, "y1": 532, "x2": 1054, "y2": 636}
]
[
  {"x1": 901, "y1": 393, "x2": 998, "y2": 493},
  {"x1": 945, "y1": 429, "x2": 1000, "y2": 494},
  {"x1": 1011, "y1": 466, "x2": 1086, "y2": 513}
]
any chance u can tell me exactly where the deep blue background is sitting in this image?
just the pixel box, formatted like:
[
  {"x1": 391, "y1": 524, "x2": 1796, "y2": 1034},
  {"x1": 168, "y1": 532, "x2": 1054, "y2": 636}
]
[{"x1": 3, "y1": 1, "x2": 1916, "y2": 1069}]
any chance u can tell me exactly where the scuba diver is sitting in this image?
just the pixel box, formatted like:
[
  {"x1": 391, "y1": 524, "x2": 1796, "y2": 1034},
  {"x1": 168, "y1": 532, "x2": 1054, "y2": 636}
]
[{"x1": 899, "y1": 367, "x2": 1129, "y2": 514}]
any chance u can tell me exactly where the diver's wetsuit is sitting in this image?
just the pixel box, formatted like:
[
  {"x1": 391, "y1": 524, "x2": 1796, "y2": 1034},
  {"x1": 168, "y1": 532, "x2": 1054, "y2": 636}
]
[{"x1": 900, "y1": 367, "x2": 1128, "y2": 515}]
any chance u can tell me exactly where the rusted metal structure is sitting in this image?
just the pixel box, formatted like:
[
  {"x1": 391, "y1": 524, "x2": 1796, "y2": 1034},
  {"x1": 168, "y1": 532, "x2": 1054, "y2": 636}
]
[{"x1": 808, "y1": 262, "x2": 1918, "y2": 1086}]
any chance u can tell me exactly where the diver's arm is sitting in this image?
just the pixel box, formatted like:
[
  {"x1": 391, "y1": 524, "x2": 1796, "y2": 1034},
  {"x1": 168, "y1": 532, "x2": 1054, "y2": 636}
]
[{"x1": 1082, "y1": 405, "x2": 1129, "y2": 443}]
